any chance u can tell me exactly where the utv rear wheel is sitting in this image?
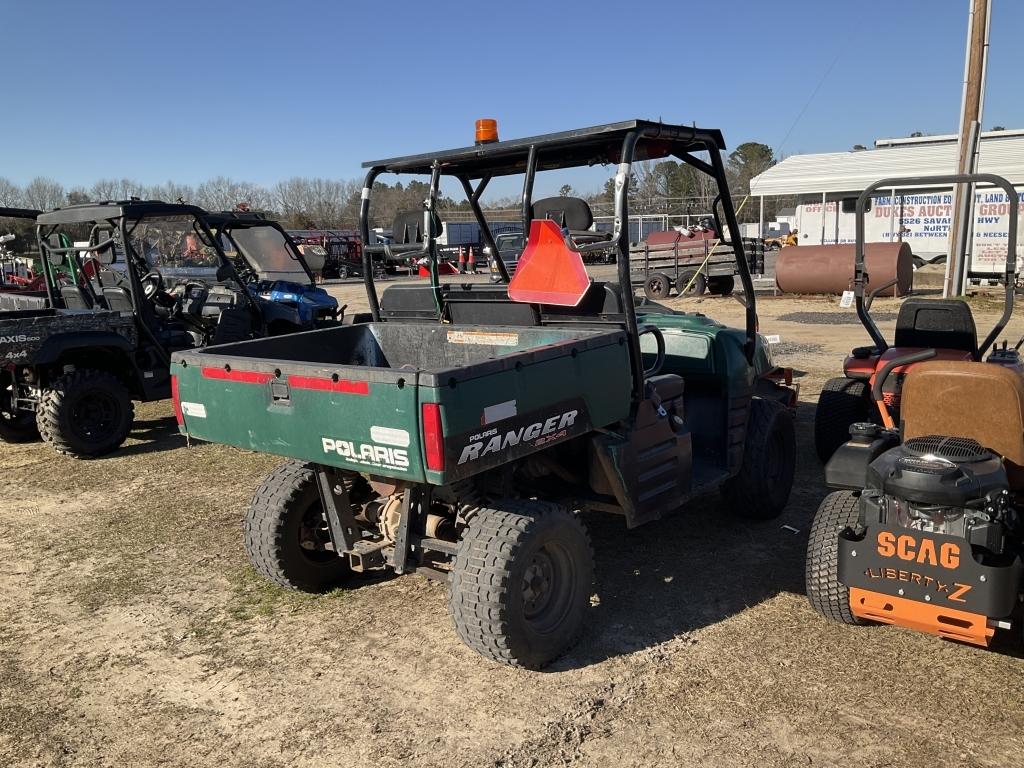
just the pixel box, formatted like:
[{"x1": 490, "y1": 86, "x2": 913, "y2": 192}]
[
  {"x1": 722, "y1": 398, "x2": 796, "y2": 520},
  {"x1": 36, "y1": 370, "x2": 134, "y2": 457},
  {"x1": 244, "y1": 460, "x2": 351, "y2": 592},
  {"x1": 448, "y1": 500, "x2": 594, "y2": 669},
  {"x1": 707, "y1": 275, "x2": 735, "y2": 296},
  {"x1": 806, "y1": 490, "x2": 867, "y2": 625},
  {"x1": 644, "y1": 272, "x2": 672, "y2": 300},
  {"x1": 814, "y1": 376, "x2": 870, "y2": 463}
]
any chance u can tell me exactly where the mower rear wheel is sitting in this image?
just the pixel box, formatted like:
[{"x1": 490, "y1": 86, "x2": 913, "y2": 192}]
[
  {"x1": 722, "y1": 398, "x2": 796, "y2": 520},
  {"x1": 806, "y1": 490, "x2": 867, "y2": 625},
  {"x1": 36, "y1": 369, "x2": 134, "y2": 457},
  {"x1": 707, "y1": 275, "x2": 735, "y2": 296},
  {"x1": 245, "y1": 460, "x2": 352, "y2": 592},
  {"x1": 643, "y1": 272, "x2": 673, "y2": 300},
  {"x1": 448, "y1": 499, "x2": 593, "y2": 669},
  {"x1": 814, "y1": 376, "x2": 870, "y2": 463}
]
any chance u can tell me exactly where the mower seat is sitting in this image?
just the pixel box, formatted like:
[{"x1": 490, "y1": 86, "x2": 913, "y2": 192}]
[
  {"x1": 902, "y1": 360, "x2": 1024, "y2": 488},
  {"x1": 894, "y1": 298, "x2": 977, "y2": 358}
]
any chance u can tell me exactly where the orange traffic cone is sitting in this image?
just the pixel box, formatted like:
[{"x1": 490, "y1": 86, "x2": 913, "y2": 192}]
[
  {"x1": 467, "y1": 247, "x2": 476, "y2": 274},
  {"x1": 457, "y1": 246, "x2": 466, "y2": 273}
]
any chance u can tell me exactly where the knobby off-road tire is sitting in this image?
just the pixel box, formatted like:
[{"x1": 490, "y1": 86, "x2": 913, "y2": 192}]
[
  {"x1": 722, "y1": 398, "x2": 796, "y2": 520},
  {"x1": 36, "y1": 369, "x2": 134, "y2": 457},
  {"x1": 244, "y1": 460, "x2": 351, "y2": 592},
  {"x1": 806, "y1": 490, "x2": 866, "y2": 625},
  {"x1": 814, "y1": 376, "x2": 870, "y2": 463},
  {"x1": 448, "y1": 499, "x2": 594, "y2": 669}
]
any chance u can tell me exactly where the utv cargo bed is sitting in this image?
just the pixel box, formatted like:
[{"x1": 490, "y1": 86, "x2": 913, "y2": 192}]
[{"x1": 172, "y1": 323, "x2": 633, "y2": 483}]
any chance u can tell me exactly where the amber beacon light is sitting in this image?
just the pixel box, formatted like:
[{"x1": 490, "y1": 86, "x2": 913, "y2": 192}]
[{"x1": 475, "y1": 118, "x2": 499, "y2": 144}]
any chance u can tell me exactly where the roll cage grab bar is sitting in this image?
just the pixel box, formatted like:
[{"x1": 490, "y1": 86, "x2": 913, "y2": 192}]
[
  {"x1": 854, "y1": 173, "x2": 1018, "y2": 359},
  {"x1": 358, "y1": 129, "x2": 759, "y2": 387}
]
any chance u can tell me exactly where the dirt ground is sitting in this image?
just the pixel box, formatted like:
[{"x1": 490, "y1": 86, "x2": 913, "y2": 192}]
[{"x1": 2, "y1": 277, "x2": 1022, "y2": 768}]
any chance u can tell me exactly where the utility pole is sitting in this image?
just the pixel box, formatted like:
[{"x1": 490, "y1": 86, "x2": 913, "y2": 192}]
[{"x1": 943, "y1": 0, "x2": 991, "y2": 298}]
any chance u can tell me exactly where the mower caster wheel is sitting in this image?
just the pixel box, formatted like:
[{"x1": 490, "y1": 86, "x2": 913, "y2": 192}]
[
  {"x1": 814, "y1": 377, "x2": 870, "y2": 463},
  {"x1": 722, "y1": 398, "x2": 796, "y2": 520},
  {"x1": 36, "y1": 369, "x2": 134, "y2": 457},
  {"x1": 448, "y1": 499, "x2": 594, "y2": 669},
  {"x1": 245, "y1": 460, "x2": 352, "y2": 592},
  {"x1": 806, "y1": 490, "x2": 867, "y2": 625}
]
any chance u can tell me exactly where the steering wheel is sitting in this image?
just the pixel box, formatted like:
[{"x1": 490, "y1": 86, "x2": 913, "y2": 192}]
[{"x1": 140, "y1": 269, "x2": 164, "y2": 299}]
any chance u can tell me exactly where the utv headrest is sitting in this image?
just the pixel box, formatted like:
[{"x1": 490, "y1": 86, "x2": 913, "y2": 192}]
[
  {"x1": 392, "y1": 210, "x2": 442, "y2": 245},
  {"x1": 531, "y1": 197, "x2": 594, "y2": 232}
]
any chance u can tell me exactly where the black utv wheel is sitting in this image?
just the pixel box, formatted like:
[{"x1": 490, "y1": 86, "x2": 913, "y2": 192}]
[
  {"x1": 806, "y1": 490, "x2": 867, "y2": 625},
  {"x1": 722, "y1": 398, "x2": 796, "y2": 520},
  {"x1": 36, "y1": 370, "x2": 134, "y2": 457},
  {"x1": 0, "y1": 372, "x2": 39, "y2": 443},
  {"x1": 814, "y1": 376, "x2": 870, "y2": 463},
  {"x1": 448, "y1": 499, "x2": 594, "y2": 669},
  {"x1": 678, "y1": 269, "x2": 707, "y2": 296},
  {"x1": 244, "y1": 460, "x2": 352, "y2": 592},
  {"x1": 643, "y1": 272, "x2": 673, "y2": 300},
  {"x1": 707, "y1": 275, "x2": 735, "y2": 296}
]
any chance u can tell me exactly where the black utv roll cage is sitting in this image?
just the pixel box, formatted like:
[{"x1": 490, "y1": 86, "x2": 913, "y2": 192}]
[{"x1": 358, "y1": 120, "x2": 758, "y2": 388}]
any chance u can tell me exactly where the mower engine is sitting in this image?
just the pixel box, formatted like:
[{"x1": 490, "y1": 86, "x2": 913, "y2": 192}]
[{"x1": 862, "y1": 436, "x2": 1017, "y2": 553}]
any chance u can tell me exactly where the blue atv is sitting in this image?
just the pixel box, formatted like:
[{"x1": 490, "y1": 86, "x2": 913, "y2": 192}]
[{"x1": 206, "y1": 212, "x2": 341, "y2": 334}]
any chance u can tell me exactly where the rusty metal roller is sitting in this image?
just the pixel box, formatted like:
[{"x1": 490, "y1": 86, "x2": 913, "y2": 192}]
[{"x1": 775, "y1": 242, "x2": 914, "y2": 296}]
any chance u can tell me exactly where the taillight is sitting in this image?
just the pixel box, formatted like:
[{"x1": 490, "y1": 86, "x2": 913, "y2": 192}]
[
  {"x1": 421, "y1": 402, "x2": 445, "y2": 472},
  {"x1": 170, "y1": 375, "x2": 184, "y2": 427}
]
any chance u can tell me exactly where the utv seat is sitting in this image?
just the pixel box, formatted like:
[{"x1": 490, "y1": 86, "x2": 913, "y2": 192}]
[
  {"x1": 531, "y1": 197, "x2": 613, "y2": 247},
  {"x1": 103, "y1": 286, "x2": 134, "y2": 312},
  {"x1": 894, "y1": 298, "x2": 978, "y2": 358},
  {"x1": 60, "y1": 285, "x2": 94, "y2": 310},
  {"x1": 902, "y1": 360, "x2": 1024, "y2": 488}
]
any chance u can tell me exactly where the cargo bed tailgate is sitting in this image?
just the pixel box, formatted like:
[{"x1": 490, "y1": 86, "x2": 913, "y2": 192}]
[{"x1": 172, "y1": 353, "x2": 425, "y2": 481}]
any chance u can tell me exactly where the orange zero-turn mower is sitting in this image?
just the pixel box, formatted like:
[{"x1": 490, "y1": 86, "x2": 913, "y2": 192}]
[
  {"x1": 806, "y1": 172, "x2": 1024, "y2": 647},
  {"x1": 813, "y1": 173, "x2": 1018, "y2": 463}
]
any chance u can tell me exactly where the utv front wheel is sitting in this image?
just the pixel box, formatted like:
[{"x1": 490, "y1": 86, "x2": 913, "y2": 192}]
[
  {"x1": 814, "y1": 376, "x2": 870, "y2": 463},
  {"x1": 806, "y1": 490, "x2": 867, "y2": 625},
  {"x1": 448, "y1": 500, "x2": 594, "y2": 669},
  {"x1": 36, "y1": 370, "x2": 134, "y2": 457},
  {"x1": 244, "y1": 460, "x2": 351, "y2": 592},
  {"x1": 721, "y1": 398, "x2": 796, "y2": 519}
]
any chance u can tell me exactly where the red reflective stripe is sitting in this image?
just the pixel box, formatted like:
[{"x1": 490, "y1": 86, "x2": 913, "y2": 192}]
[
  {"x1": 170, "y1": 375, "x2": 183, "y2": 426},
  {"x1": 287, "y1": 375, "x2": 369, "y2": 395},
  {"x1": 422, "y1": 403, "x2": 445, "y2": 472},
  {"x1": 201, "y1": 367, "x2": 273, "y2": 384}
]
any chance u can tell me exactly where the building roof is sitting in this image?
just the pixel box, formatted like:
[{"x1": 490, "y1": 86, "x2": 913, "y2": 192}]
[{"x1": 749, "y1": 131, "x2": 1024, "y2": 197}]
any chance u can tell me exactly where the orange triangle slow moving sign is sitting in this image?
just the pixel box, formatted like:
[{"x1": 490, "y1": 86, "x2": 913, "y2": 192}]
[{"x1": 507, "y1": 219, "x2": 592, "y2": 306}]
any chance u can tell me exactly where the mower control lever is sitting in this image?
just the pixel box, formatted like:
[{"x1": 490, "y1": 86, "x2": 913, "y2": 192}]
[{"x1": 871, "y1": 348, "x2": 937, "y2": 430}]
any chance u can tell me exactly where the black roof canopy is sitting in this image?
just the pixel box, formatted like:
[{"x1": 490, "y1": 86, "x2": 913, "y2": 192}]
[
  {"x1": 0, "y1": 207, "x2": 42, "y2": 220},
  {"x1": 362, "y1": 120, "x2": 727, "y2": 178},
  {"x1": 37, "y1": 200, "x2": 209, "y2": 225},
  {"x1": 203, "y1": 211, "x2": 276, "y2": 229}
]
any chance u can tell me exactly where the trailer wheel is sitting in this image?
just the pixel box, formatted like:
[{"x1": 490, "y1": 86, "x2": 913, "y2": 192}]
[
  {"x1": 806, "y1": 490, "x2": 867, "y2": 625},
  {"x1": 245, "y1": 460, "x2": 352, "y2": 592},
  {"x1": 722, "y1": 398, "x2": 795, "y2": 519},
  {"x1": 448, "y1": 499, "x2": 594, "y2": 669},
  {"x1": 678, "y1": 270, "x2": 707, "y2": 296},
  {"x1": 813, "y1": 377, "x2": 870, "y2": 463},
  {"x1": 36, "y1": 369, "x2": 134, "y2": 457},
  {"x1": 643, "y1": 272, "x2": 673, "y2": 300},
  {"x1": 707, "y1": 275, "x2": 735, "y2": 296},
  {"x1": 338, "y1": 264, "x2": 351, "y2": 279}
]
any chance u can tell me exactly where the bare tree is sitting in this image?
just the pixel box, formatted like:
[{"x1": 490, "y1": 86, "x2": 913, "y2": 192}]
[
  {"x1": 90, "y1": 178, "x2": 144, "y2": 201},
  {"x1": 0, "y1": 177, "x2": 23, "y2": 207},
  {"x1": 23, "y1": 178, "x2": 66, "y2": 210},
  {"x1": 145, "y1": 181, "x2": 197, "y2": 204}
]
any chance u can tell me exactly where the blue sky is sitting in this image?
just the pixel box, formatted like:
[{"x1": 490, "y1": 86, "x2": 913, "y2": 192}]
[{"x1": 6, "y1": 0, "x2": 1022, "y2": 199}]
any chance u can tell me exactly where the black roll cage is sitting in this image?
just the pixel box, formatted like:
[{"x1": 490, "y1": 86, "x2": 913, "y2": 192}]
[
  {"x1": 357, "y1": 121, "x2": 758, "y2": 390},
  {"x1": 854, "y1": 173, "x2": 1018, "y2": 359}
]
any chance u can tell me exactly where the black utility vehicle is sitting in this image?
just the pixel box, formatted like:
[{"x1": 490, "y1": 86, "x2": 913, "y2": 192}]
[{"x1": 0, "y1": 200, "x2": 269, "y2": 455}]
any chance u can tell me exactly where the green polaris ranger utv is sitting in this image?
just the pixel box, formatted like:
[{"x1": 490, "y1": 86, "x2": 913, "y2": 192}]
[{"x1": 172, "y1": 120, "x2": 798, "y2": 668}]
